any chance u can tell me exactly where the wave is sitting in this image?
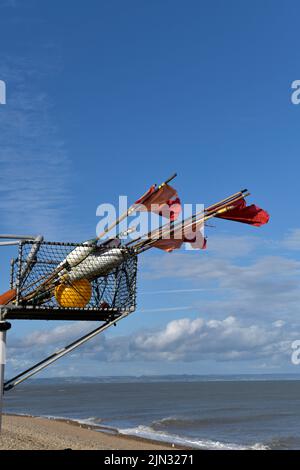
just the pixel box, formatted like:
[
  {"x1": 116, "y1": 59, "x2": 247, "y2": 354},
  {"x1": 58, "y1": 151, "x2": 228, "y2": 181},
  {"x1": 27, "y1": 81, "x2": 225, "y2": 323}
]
[
  {"x1": 150, "y1": 413, "x2": 284, "y2": 430},
  {"x1": 118, "y1": 425, "x2": 269, "y2": 450},
  {"x1": 265, "y1": 436, "x2": 300, "y2": 450},
  {"x1": 5, "y1": 412, "x2": 270, "y2": 450}
]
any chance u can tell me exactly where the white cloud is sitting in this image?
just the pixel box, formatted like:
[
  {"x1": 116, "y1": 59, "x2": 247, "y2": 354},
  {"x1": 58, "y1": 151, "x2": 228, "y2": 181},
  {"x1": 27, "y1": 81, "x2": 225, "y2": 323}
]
[
  {"x1": 143, "y1": 252, "x2": 300, "y2": 321},
  {"x1": 8, "y1": 315, "x2": 296, "y2": 367},
  {"x1": 21, "y1": 322, "x2": 95, "y2": 348},
  {"x1": 282, "y1": 229, "x2": 300, "y2": 250},
  {"x1": 127, "y1": 315, "x2": 290, "y2": 363}
]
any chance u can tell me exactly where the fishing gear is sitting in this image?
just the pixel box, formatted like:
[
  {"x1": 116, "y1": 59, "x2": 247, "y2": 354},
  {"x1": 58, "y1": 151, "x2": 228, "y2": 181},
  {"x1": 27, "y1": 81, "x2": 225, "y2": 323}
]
[{"x1": 0, "y1": 180, "x2": 269, "y2": 311}]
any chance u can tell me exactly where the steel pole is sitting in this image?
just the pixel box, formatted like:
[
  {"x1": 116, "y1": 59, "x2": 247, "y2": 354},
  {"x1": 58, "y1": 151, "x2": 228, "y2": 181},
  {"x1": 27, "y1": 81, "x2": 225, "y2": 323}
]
[{"x1": 0, "y1": 321, "x2": 11, "y2": 433}]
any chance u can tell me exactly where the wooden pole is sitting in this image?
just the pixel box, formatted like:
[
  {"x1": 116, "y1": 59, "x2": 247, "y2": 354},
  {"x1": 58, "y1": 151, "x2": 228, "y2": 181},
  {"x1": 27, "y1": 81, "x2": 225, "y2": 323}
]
[
  {"x1": 134, "y1": 191, "x2": 250, "y2": 252},
  {"x1": 135, "y1": 193, "x2": 250, "y2": 254},
  {"x1": 96, "y1": 173, "x2": 177, "y2": 240},
  {"x1": 128, "y1": 190, "x2": 248, "y2": 249}
]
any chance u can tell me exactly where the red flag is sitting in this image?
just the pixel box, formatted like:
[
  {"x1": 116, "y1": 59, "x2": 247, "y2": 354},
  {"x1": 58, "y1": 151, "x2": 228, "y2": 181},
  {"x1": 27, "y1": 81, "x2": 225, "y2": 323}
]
[
  {"x1": 135, "y1": 184, "x2": 181, "y2": 221},
  {"x1": 152, "y1": 233, "x2": 206, "y2": 252},
  {"x1": 135, "y1": 185, "x2": 156, "y2": 205},
  {"x1": 183, "y1": 223, "x2": 207, "y2": 249},
  {"x1": 152, "y1": 221, "x2": 206, "y2": 252},
  {"x1": 152, "y1": 238, "x2": 183, "y2": 252},
  {"x1": 216, "y1": 199, "x2": 270, "y2": 226},
  {"x1": 184, "y1": 233, "x2": 207, "y2": 249},
  {"x1": 156, "y1": 197, "x2": 182, "y2": 222}
]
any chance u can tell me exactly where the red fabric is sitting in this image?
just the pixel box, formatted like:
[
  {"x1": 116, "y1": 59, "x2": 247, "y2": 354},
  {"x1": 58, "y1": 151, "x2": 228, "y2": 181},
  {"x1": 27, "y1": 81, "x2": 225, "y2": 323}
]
[
  {"x1": 152, "y1": 233, "x2": 206, "y2": 252},
  {"x1": 141, "y1": 184, "x2": 177, "y2": 208},
  {"x1": 135, "y1": 184, "x2": 181, "y2": 221},
  {"x1": 156, "y1": 197, "x2": 182, "y2": 221},
  {"x1": 0, "y1": 288, "x2": 16, "y2": 305},
  {"x1": 180, "y1": 220, "x2": 206, "y2": 249},
  {"x1": 152, "y1": 238, "x2": 183, "y2": 252},
  {"x1": 152, "y1": 221, "x2": 206, "y2": 252},
  {"x1": 216, "y1": 199, "x2": 270, "y2": 226},
  {"x1": 184, "y1": 233, "x2": 207, "y2": 249},
  {"x1": 135, "y1": 185, "x2": 156, "y2": 205}
]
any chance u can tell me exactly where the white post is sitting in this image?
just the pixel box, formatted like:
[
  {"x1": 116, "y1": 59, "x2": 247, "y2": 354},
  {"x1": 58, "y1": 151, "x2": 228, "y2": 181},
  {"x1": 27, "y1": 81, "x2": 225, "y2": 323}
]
[{"x1": 0, "y1": 321, "x2": 11, "y2": 433}]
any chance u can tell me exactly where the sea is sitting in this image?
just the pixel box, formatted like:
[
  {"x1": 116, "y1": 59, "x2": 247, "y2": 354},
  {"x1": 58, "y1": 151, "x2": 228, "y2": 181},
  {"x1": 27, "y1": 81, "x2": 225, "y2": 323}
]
[{"x1": 3, "y1": 375, "x2": 300, "y2": 450}]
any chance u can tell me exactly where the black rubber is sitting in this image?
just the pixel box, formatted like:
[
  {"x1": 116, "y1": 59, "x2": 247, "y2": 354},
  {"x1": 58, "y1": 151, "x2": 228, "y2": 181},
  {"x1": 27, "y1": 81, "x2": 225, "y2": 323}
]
[{"x1": 0, "y1": 321, "x2": 11, "y2": 331}]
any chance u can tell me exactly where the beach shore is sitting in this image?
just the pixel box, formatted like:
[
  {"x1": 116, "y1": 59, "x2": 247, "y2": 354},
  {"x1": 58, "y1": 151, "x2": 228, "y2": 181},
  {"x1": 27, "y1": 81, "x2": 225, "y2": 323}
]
[{"x1": 0, "y1": 414, "x2": 182, "y2": 450}]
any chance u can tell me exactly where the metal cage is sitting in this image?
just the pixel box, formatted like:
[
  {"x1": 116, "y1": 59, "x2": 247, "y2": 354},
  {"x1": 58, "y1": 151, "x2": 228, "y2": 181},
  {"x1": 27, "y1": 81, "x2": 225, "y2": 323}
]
[{"x1": 3, "y1": 240, "x2": 137, "y2": 321}]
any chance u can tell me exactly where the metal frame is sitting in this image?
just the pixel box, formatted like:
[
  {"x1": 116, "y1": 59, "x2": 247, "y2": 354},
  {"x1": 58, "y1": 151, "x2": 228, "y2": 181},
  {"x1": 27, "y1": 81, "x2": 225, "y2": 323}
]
[
  {"x1": 1, "y1": 305, "x2": 135, "y2": 321},
  {"x1": 0, "y1": 234, "x2": 39, "y2": 246},
  {"x1": 9, "y1": 240, "x2": 137, "y2": 319}
]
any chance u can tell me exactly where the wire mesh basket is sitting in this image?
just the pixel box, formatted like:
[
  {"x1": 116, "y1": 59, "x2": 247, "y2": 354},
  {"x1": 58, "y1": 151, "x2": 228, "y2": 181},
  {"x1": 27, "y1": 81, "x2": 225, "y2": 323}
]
[{"x1": 7, "y1": 240, "x2": 137, "y2": 321}]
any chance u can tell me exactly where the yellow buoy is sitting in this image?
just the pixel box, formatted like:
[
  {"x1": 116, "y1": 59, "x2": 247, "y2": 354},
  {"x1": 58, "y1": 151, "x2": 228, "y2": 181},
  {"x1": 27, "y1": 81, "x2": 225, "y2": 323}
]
[{"x1": 55, "y1": 279, "x2": 92, "y2": 308}]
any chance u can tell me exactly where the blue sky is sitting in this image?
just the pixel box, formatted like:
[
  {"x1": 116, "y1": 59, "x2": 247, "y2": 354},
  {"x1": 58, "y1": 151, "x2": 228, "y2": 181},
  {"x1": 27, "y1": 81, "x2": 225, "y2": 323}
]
[{"x1": 1, "y1": 0, "x2": 300, "y2": 377}]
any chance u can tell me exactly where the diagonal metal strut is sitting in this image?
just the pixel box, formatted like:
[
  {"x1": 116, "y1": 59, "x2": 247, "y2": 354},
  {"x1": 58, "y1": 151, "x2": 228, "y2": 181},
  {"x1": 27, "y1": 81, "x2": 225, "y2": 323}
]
[{"x1": 4, "y1": 311, "x2": 130, "y2": 392}]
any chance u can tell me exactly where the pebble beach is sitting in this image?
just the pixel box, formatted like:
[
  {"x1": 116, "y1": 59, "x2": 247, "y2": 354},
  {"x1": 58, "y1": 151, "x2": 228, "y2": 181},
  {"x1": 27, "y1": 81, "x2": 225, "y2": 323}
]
[{"x1": 0, "y1": 415, "x2": 179, "y2": 450}]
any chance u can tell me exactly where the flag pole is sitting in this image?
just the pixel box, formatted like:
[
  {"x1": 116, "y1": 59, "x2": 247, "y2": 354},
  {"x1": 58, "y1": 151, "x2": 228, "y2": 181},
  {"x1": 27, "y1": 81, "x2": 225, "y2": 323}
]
[
  {"x1": 135, "y1": 205, "x2": 230, "y2": 254},
  {"x1": 135, "y1": 192, "x2": 250, "y2": 253},
  {"x1": 127, "y1": 189, "x2": 248, "y2": 248},
  {"x1": 0, "y1": 318, "x2": 11, "y2": 433},
  {"x1": 133, "y1": 192, "x2": 250, "y2": 252},
  {"x1": 96, "y1": 173, "x2": 177, "y2": 240}
]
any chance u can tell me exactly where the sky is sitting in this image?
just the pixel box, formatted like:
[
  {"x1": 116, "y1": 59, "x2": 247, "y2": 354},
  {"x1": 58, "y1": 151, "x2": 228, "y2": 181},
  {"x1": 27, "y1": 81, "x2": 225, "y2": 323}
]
[{"x1": 0, "y1": 0, "x2": 300, "y2": 377}]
